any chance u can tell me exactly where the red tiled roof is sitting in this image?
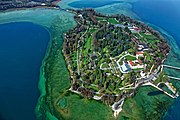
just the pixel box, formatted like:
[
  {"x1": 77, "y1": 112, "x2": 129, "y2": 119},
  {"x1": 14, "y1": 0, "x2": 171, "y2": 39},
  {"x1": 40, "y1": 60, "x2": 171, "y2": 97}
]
[
  {"x1": 136, "y1": 52, "x2": 143, "y2": 55},
  {"x1": 134, "y1": 28, "x2": 141, "y2": 31},
  {"x1": 129, "y1": 60, "x2": 134, "y2": 66}
]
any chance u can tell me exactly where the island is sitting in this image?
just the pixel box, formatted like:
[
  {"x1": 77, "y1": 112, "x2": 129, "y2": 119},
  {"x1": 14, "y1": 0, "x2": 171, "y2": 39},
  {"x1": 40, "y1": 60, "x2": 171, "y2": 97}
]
[
  {"x1": 1, "y1": 1, "x2": 180, "y2": 119},
  {"x1": 62, "y1": 9, "x2": 179, "y2": 117}
]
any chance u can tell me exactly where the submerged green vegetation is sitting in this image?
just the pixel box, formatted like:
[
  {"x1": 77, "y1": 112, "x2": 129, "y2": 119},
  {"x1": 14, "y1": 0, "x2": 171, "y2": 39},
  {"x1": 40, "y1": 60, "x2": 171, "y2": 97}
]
[
  {"x1": 0, "y1": 1, "x2": 180, "y2": 119},
  {"x1": 35, "y1": 9, "x2": 113, "y2": 120},
  {"x1": 119, "y1": 86, "x2": 173, "y2": 120},
  {"x1": 36, "y1": 12, "x2": 76, "y2": 120},
  {"x1": 62, "y1": 9, "x2": 178, "y2": 119}
]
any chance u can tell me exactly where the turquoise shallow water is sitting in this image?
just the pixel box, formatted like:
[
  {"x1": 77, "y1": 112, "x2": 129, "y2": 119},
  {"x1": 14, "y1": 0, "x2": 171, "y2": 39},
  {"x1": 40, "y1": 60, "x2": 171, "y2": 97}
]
[
  {"x1": 132, "y1": 0, "x2": 180, "y2": 48},
  {"x1": 0, "y1": 8, "x2": 76, "y2": 120},
  {"x1": 132, "y1": 1, "x2": 180, "y2": 119},
  {"x1": 0, "y1": 0, "x2": 179, "y2": 119},
  {"x1": 68, "y1": 0, "x2": 123, "y2": 8},
  {"x1": 0, "y1": 22, "x2": 50, "y2": 120}
]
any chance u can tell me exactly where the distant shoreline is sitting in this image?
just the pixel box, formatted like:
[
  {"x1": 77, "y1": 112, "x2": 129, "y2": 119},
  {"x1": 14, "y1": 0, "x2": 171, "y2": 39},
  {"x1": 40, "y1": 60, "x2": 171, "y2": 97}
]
[
  {"x1": 0, "y1": 0, "x2": 179, "y2": 120},
  {"x1": 0, "y1": 6, "x2": 60, "y2": 13},
  {"x1": 0, "y1": 0, "x2": 61, "y2": 13}
]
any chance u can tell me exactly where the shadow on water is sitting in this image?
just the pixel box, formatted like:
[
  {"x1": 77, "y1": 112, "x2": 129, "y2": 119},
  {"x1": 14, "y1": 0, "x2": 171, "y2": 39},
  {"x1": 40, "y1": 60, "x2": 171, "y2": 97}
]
[{"x1": 148, "y1": 91, "x2": 164, "y2": 96}]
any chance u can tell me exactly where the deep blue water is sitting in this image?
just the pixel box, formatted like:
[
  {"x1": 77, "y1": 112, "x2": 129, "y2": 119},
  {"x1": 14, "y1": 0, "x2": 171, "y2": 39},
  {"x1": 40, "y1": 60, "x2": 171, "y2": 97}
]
[
  {"x1": 68, "y1": 0, "x2": 122, "y2": 8},
  {"x1": 132, "y1": 0, "x2": 180, "y2": 48},
  {"x1": 0, "y1": 22, "x2": 49, "y2": 120},
  {"x1": 132, "y1": 0, "x2": 180, "y2": 119}
]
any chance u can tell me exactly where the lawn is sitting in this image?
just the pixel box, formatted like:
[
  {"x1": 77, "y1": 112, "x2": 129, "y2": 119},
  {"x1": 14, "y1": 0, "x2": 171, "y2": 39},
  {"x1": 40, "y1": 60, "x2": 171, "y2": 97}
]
[
  {"x1": 140, "y1": 32, "x2": 156, "y2": 40},
  {"x1": 89, "y1": 28, "x2": 97, "y2": 34},
  {"x1": 99, "y1": 20, "x2": 108, "y2": 24},
  {"x1": 86, "y1": 85, "x2": 99, "y2": 92},
  {"x1": 96, "y1": 16, "x2": 106, "y2": 21},
  {"x1": 101, "y1": 63, "x2": 109, "y2": 68},
  {"x1": 134, "y1": 33, "x2": 141, "y2": 39},
  {"x1": 72, "y1": 51, "x2": 77, "y2": 67},
  {"x1": 108, "y1": 18, "x2": 119, "y2": 24},
  {"x1": 146, "y1": 55, "x2": 152, "y2": 61},
  {"x1": 83, "y1": 58, "x2": 87, "y2": 65},
  {"x1": 147, "y1": 39, "x2": 160, "y2": 43},
  {"x1": 125, "y1": 55, "x2": 136, "y2": 60},
  {"x1": 133, "y1": 68, "x2": 144, "y2": 71},
  {"x1": 96, "y1": 17, "x2": 120, "y2": 24},
  {"x1": 84, "y1": 36, "x2": 92, "y2": 56}
]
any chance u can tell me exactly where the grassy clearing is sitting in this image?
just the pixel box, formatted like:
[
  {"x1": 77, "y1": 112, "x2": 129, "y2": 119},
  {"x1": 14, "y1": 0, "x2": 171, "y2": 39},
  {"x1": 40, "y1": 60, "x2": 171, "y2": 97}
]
[
  {"x1": 96, "y1": 16, "x2": 107, "y2": 21},
  {"x1": 84, "y1": 36, "x2": 92, "y2": 56},
  {"x1": 133, "y1": 68, "x2": 144, "y2": 71},
  {"x1": 134, "y1": 33, "x2": 141, "y2": 39},
  {"x1": 72, "y1": 51, "x2": 77, "y2": 67},
  {"x1": 83, "y1": 58, "x2": 87, "y2": 65},
  {"x1": 101, "y1": 63, "x2": 109, "y2": 68},
  {"x1": 140, "y1": 32, "x2": 156, "y2": 40},
  {"x1": 89, "y1": 28, "x2": 97, "y2": 34},
  {"x1": 125, "y1": 55, "x2": 136, "y2": 60},
  {"x1": 100, "y1": 20, "x2": 108, "y2": 24},
  {"x1": 87, "y1": 85, "x2": 99, "y2": 92},
  {"x1": 146, "y1": 39, "x2": 160, "y2": 47},
  {"x1": 108, "y1": 18, "x2": 119, "y2": 24}
]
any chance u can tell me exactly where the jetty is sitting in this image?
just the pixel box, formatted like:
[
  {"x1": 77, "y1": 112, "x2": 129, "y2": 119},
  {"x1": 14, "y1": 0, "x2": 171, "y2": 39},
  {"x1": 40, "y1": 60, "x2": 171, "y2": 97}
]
[
  {"x1": 143, "y1": 82, "x2": 178, "y2": 99},
  {"x1": 168, "y1": 76, "x2": 180, "y2": 81},
  {"x1": 163, "y1": 64, "x2": 180, "y2": 70}
]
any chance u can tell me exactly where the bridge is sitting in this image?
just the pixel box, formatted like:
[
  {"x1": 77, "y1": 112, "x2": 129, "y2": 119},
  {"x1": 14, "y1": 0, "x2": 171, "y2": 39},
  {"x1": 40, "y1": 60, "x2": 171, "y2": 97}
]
[{"x1": 163, "y1": 65, "x2": 180, "y2": 70}]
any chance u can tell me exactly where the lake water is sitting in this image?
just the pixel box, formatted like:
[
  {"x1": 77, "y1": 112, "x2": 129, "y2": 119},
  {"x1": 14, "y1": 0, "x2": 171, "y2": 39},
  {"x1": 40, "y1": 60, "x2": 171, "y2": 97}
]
[
  {"x1": 68, "y1": 0, "x2": 122, "y2": 8},
  {"x1": 132, "y1": 0, "x2": 180, "y2": 48},
  {"x1": 132, "y1": 0, "x2": 180, "y2": 119},
  {"x1": 0, "y1": 22, "x2": 50, "y2": 120},
  {"x1": 0, "y1": 0, "x2": 178, "y2": 119}
]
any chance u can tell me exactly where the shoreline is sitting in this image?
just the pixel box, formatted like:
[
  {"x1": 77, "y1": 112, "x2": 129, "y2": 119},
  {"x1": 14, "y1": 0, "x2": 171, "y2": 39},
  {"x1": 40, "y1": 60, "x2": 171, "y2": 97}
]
[
  {"x1": 0, "y1": 7, "x2": 76, "y2": 120},
  {"x1": 0, "y1": 0, "x2": 179, "y2": 119},
  {"x1": 62, "y1": 9, "x2": 177, "y2": 119},
  {"x1": 35, "y1": 10, "x2": 76, "y2": 120},
  {"x1": 0, "y1": 6, "x2": 60, "y2": 13},
  {"x1": 38, "y1": 7, "x2": 179, "y2": 120},
  {"x1": 0, "y1": 0, "x2": 61, "y2": 12},
  {"x1": 130, "y1": 7, "x2": 180, "y2": 59},
  {"x1": 0, "y1": 21, "x2": 51, "y2": 120},
  {"x1": 35, "y1": 27, "x2": 54, "y2": 119}
]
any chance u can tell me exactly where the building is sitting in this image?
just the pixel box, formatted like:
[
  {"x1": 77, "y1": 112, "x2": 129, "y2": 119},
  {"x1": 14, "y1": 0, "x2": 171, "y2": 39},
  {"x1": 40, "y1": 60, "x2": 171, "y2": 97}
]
[
  {"x1": 138, "y1": 44, "x2": 148, "y2": 51},
  {"x1": 136, "y1": 52, "x2": 144, "y2": 59},
  {"x1": 120, "y1": 63, "x2": 131, "y2": 73},
  {"x1": 115, "y1": 24, "x2": 125, "y2": 28},
  {"x1": 129, "y1": 26, "x2": 141, "y2": 33},
  {"x1": 128, "y1": 60, "x2": 144, "y2": 70}
]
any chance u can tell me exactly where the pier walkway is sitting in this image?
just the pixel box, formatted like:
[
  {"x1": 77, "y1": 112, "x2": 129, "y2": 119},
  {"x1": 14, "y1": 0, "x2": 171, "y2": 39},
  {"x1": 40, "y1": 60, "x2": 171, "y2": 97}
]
[
  {"x1": 168, "y1": 76, "x2": 180, "y2": 80},
  {"x1": 163, "y1": 65, "x2": 180, "y2": 70},
  {"x1": 143, "y1": 82, "x2": 178, "y2": 99}
]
